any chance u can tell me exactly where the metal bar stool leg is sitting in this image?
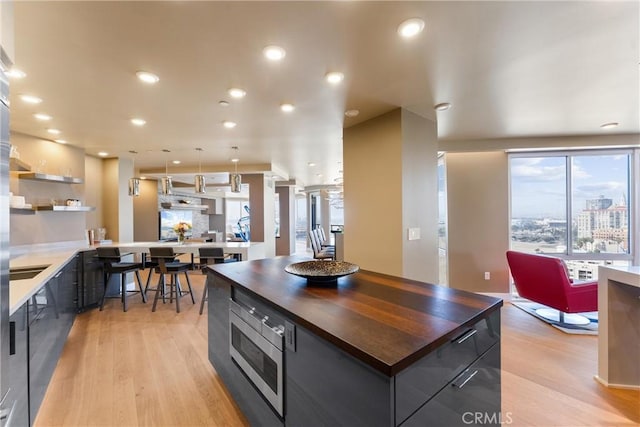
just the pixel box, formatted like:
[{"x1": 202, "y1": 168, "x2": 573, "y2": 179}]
[
  {"x1": 174, "y1": 274, "x2": 181, "y2": 313},
  {"x1": 199, "y1": 280, "x2": 208, "y2": 315},
  {"x1": 184, "y1": 272, "x2": 195, "y2": 304},
  {"x1": 135, "y1": 270, "x2": 147, "y2": 303},
  {"x1": 144, "y1": 268, "x2": 154, "y2": 294},
  {"x1": 100, "y1": 272, "x2": 111, "y2": 311},
  {"x1": 122, "y1": 272, "x2": 128, "y2": 312},
  {"x1": 152, "y1": 274, "x2": 165, "y2": 312}
]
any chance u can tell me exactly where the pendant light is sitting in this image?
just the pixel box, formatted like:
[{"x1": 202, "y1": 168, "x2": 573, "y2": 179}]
[
  {"x1": 230, "y1": 146, "x2": 241, "y2": 193},
  {"x1": 128, "y1": 150, "x2": 140, "y2": 197},
  {"x1": 161, "y1": 149, "x2": 173, "y2": 195},
  {"x1": 194, "y1": 148, "x2": 206, "y2": 194}
]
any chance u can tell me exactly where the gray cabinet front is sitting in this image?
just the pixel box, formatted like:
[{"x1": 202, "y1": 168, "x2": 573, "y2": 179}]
[
  {"x1": 77, "y1": 250, "x2": 104, "y2": 311},
  {"x1": 28, "y1": 258, "x2": 77, "y2": 422},
  {"x1": 400, "y1": 344, "x2": 501, "y2": 427},
  {"x1": 8, "y1": 303, "x2": 29, "y2": 426}
]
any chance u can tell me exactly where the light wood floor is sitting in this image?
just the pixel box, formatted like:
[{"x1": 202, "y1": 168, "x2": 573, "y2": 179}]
[{"x1": 35, "y1": 273, "x2": 639, "y2": 427}]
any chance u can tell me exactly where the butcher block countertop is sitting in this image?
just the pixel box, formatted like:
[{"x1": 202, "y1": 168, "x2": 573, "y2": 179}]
[{"x1": 208, "y1": 255, "x2": 503, "y2": 376}]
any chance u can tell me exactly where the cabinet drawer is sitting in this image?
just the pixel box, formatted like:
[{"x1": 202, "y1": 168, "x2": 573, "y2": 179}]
[
  {"x1": 399, "y1": 343, "x2": 501, "y2": 427},
  {"x1": 395, "y1": 309, "x2": 500, "y2": 425}
]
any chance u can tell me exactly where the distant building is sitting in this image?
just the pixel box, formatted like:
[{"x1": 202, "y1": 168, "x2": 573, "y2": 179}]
[
  {"x1": 585, "y1": 195, "x2": 612, "y2": 210},
  {"x1": 576, "y1": 194, "x2": 628, "y2": 252}
]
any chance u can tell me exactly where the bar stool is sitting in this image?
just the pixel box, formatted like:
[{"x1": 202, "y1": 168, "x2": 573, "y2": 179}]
[
  {"x1": 197, "y1": 247, "x2": 237, "y2": 315},
  {"x1": 149, "y1": 247, "x2": 195, "y2": 313},
  {"x1": 96, "y1": 247, "x2": 146, "y2": 312}
]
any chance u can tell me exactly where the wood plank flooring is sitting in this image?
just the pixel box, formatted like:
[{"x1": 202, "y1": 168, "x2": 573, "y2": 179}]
[{"x1": 34, "y1": 273, "x2": 639, "y2": 426}]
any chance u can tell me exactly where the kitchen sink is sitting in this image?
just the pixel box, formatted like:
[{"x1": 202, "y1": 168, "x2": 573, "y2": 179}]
[{"x1": 9, "y1": 265, "x2": 51, "y2": 281}]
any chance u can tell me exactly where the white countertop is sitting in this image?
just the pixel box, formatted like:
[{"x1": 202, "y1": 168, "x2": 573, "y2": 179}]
[
  {"x1": 8, "y1": 240, "x2": 267, "y2": 316},
  {"x1": 598, "y1": 265, "x2": 640, "y2": 289},
  {"x1": 9, "y1": 241, "x2": 92, "y2": 316}
]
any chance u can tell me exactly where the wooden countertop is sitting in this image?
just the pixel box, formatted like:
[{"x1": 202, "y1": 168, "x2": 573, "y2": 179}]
[{"x1": 208, "y1": 255, "x2": 503, "y2": 376}]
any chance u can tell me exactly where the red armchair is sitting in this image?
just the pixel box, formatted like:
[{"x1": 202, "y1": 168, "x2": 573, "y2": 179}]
[{"x1": 506, "y1": 250, "x2": 598, "y2": 325}]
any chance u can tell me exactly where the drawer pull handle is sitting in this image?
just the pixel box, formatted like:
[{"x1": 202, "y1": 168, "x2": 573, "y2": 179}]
[
  {"x1": 453, "y1": 369, "x2": 478, "y2": 389},
  {"x1": 455, "y1": 329, "x2": 477, "y2": 344}
]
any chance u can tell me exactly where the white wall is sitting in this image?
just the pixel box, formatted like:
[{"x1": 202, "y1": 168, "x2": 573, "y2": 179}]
[
  {"x1": 344, "y1": 109, "x2": 439, "y2": 282},
  {"x1": 9, "y1": 133, "x2": 88, "y2": 245}
]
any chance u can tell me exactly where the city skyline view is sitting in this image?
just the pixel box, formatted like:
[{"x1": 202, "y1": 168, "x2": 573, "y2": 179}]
[{"x1": 510, "y1": 154, "x2": 629, "y2": 219}]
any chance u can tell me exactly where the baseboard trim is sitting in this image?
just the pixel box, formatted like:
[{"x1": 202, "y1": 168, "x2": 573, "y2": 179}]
[{"x1": 594, "y1": 375, "x2": 640, "y2": 390}]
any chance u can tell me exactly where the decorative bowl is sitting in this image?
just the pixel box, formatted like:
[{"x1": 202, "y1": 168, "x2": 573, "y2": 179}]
[{"x1": 284, "y1": 260, "x2": 360, "y2": 286}]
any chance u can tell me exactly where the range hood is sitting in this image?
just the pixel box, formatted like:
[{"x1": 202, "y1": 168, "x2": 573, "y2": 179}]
[{"x1": 160, "y1": 202, "x2": 208, "y2": 210}]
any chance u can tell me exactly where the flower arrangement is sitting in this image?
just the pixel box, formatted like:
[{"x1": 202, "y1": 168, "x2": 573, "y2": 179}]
[{"x1": 173, "y1": 221, "x2": 192, "y2": 242}]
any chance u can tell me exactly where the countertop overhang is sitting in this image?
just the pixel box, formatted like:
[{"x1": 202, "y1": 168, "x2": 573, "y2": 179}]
[{"x1": 208, "y1": 255, "x2": 503, "y2": 376}]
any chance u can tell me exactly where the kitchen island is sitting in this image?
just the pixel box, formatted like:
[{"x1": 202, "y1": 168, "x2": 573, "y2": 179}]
[{"x1": 206, "y1": 256, "x2": 503, "y2": 427}]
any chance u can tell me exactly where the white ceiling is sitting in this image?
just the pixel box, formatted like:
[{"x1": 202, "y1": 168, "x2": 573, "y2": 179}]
[{"x1": 8, "y1": 1, "x2": 639, "y2": 187}]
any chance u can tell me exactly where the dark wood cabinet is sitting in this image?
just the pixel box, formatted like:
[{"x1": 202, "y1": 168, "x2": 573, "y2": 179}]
[
  {"x1": 28, "y1": 257, "x2": 77, "y2": 423},
  {"x1": 77, "y1": 250, "x2": 104, "y2": 311},
  {"x1": 8, "y1": 302, "x2": 29, "y2": 426},
  {"x1": 207, "y1": 263, "x2": 502, "y2": 427},
  {"x1": 400, "y1": 344, "x2": 502, "y2": 427}
]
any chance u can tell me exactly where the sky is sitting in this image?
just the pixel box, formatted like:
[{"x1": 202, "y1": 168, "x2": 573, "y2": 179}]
[{"x1": 510, "y1": 153, "x2": 629, "y2": 219}]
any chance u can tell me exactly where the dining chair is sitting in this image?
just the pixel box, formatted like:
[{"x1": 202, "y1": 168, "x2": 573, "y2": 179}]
[
  {"x1": 198, "y1": 247, "x2": 237, "y2": 315},
  {"x1": 309, "y1": 230, "x2": 334, "y2": 260},
  {"x1": 148, "y1": 247, "x2": 195, "y2": 313},
  {"x1": 96, "y1": 247, "x2": 146, "y2": 312}
]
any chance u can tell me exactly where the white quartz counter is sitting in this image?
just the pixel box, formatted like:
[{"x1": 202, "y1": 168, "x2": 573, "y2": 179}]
[{"x1": 9, "y1": 241, "x2": 93, "y2": 315}]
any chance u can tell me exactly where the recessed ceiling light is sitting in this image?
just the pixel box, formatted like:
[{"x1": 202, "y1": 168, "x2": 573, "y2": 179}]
[
  {"x1": 600, "y1": 122, "x2": 619, "y2": 129},
  {"x1": 228, "y1": 88, "x2": 247, "y2": 98},
  {"x1": 98, "y1": 151, "x2": 109, "y2": 157},
  {"x1": 20, "y1": 94, "x2": 42, "y2": 104},
  {"x1": 33, "y1": 113, "x2": 52, "y2": 121},
  {"x1": 223, "y1": 121, "x2": 237, "y2": 129},
  {"x1": 131, "y1": 118, "x2": 146, "y2": 126},
  {"x1": 172, "y1": 160, "x2": 181, "y2": 164},
  {"x1": 344, "y1": 109, "x2": 359, "y2": 117},
  {"x1": 316, "y1": 174, "x2": 323, "y2": 177},
  {"x1": 140, "y1": 176, "x2": 147, "y2": 180},
  {"x1": 231, "y1": 158, "x2": 240, "y2": 163},
  {"x1": 281, "y1": 103, "x2": 295, "y2": 112},
  {"x1": 136, "y1": 71, "x2": 159, "y2": 84},
  {"x1": 308, "y1": 162, "x2": 316, "y2": 167},
  {"x1": 434, "y1": 102, "x2": 452, "y2": 111},
  {"x1": 219, "y1": 100, "x2": 230, "y2": 107},
  {"x1": 7, "y1": 68, "x2": 26, "y2": 79},
  {"x1": 54, "y1": 139, "x2": 67, "y2": 144},
  {"x1": 325, "y1": 72, "x2": 344, "y2": 84},
  {"x1": 47, "y1": 128, "x2": 61, "y2": 135},
  {"x1": 263, "y1": 45, "x2": 286, "y2": 61},
  {"x1": 397, "y1": 18, "x2": 425, "y2": 38}
]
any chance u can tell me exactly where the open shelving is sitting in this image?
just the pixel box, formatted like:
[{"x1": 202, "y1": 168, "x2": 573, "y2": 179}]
[{"x1": 18, "y1": 172, "x2": 84, "y2": 184}]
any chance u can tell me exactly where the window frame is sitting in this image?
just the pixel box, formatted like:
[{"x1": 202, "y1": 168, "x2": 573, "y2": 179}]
[{"x1": 508, "y1": 148, "x2": 637, "y2": 265}]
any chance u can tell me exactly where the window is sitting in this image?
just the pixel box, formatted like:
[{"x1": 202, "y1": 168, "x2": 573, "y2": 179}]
[
  {"x1": 295, "y1": 195, "x2": 307, "y2": 254},
  {"x1": 509, "y1": 149, "x2": 636, "y2": 281},
  {"x1": 438, "y1": 154, "x2": 448, "y2": 286},
  {"x1": 226, "y1": 199, "x2": 250, "y2": 241}
]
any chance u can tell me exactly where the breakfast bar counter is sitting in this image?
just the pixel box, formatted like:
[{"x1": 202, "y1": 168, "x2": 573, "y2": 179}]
[{"x1": 206, "y1": 256, "x2": 503, "y2": 426}]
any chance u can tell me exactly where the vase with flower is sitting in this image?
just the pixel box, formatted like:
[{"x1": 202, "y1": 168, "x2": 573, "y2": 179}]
[{"x1": 173, "y1": 221, "x2": 192, "y2": 244}]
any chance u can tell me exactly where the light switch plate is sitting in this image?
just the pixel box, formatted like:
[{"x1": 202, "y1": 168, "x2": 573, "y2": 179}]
[{"x1": 408, "y1": 227, "x2": 421, "y2": 241}]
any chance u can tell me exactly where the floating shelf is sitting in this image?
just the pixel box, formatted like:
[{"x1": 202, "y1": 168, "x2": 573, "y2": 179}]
[
  {"x1": 33, "y1": 205, "x2": 95, "y2": 212},
  {"x1": 9, "y1": 158, "x2": 31, "y2": 172},
  {"x1": 160, "y1": 202, "x2": 208, "y2": 210},
  {"x1": 18, "y1": 172, "x2": 84, "y2": 184},
  {"x1": 9, "y1": 207, "x2": 36, "y2": 215}
]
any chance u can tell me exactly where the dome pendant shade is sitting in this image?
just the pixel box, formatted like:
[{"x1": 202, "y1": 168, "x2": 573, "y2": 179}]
[
  {"x1": 230, "y1": 173, "x2": 242, "y2": 193},
  {"x1": 128, "y1": 177, "x2": 140, "y2": 196},
  {"x1": 195, "y1": 174, "x2": 206, "y2": 194},
  {"x1": 161, "y1": 176, "x2": 173, "y2": 195}
]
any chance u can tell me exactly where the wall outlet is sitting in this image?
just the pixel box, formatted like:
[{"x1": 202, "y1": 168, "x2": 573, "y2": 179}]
[
  {"x1": 484, "y1": 271, "x2": 491, "y2": 280},
  {"x1": 407, "y1": 227, "x2": 421, "y2": 241}
]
